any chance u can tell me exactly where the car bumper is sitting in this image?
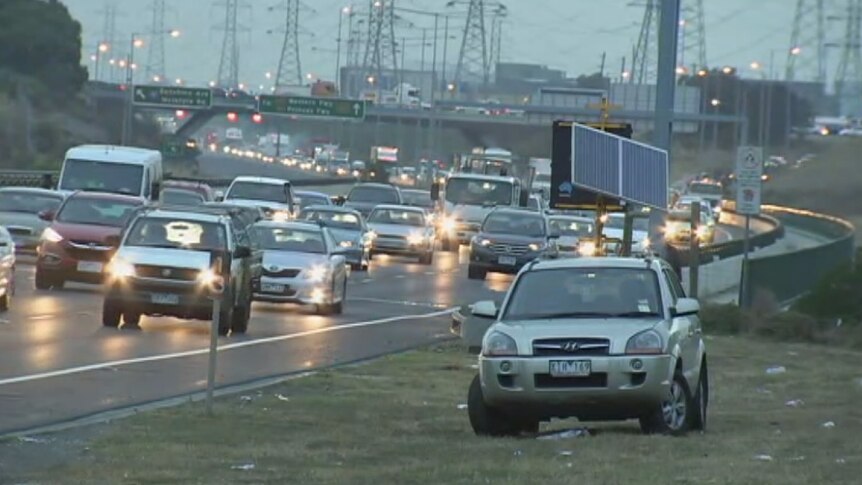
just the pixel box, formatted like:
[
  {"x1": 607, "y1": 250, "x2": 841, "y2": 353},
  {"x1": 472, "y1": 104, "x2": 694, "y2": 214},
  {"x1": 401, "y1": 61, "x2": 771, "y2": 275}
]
[
  {"x1": 10, "y1": 234, "x2": 40, "y2": 254},
  {"x1": 106, "y1": 279, "x2": 214, "y2": 320},
  {"x1": 480, "y1": 354, "x2": 673, "y2": 420},
  {"x1": 37, "y1": 248, "x2": 113, "y2": 284},
  {"x1": 252, "y1": 276, "x2": 333, "y2": 305},
  {"x1": 469, "y1": 248, "x2": 540, "y2": 274},
  {"x1": 371, "y1": 239, "x2": 431, "y2": 256}
]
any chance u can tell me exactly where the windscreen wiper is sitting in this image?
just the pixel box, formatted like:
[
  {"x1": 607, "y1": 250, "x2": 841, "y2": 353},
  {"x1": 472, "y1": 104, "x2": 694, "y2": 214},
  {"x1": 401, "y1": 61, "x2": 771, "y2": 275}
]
[{"x1": 609, "y1": 311, "x2": 661, "y2": 318}]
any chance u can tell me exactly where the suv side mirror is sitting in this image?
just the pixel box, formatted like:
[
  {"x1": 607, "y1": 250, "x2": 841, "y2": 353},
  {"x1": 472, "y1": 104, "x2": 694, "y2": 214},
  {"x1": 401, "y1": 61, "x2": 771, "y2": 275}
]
[
  {"x1": 671, "y1": 297, "x2": 700, "y2": 317},
  {"x1": 214, "y1": 190, "x2": 225, "y2": 202},
  {"x1": 430, "y1": 182, "x2": 440, "y2": 201},
  {"x1": 38, "y1": 210, "x2": 55, "y2": 222},
  {"x1": 233, "y1": 246, "x2": 251, "y2": 259},
  {"x1": 471, "y1": 300, "x2": 498, "y2": 319}
]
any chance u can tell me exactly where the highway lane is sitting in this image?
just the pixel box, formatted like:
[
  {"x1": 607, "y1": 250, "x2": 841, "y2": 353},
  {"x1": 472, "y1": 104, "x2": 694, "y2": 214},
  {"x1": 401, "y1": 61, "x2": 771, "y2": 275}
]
[{"x1": 0, "y1": 249, "x2": 509, "y2": 434}]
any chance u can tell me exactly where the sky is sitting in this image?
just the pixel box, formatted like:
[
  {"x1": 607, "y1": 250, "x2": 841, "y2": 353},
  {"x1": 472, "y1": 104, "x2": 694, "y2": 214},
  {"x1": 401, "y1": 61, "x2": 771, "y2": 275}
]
[{"x1": 63, "y1": 0, "x2": 812, "y2": 89}]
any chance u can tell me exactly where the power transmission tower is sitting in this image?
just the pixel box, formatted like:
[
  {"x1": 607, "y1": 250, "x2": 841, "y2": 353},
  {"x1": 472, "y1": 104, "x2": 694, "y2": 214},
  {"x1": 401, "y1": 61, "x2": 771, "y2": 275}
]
[
  {"x1": 216, "y1": 0, "x2": 240, "y2": 88},
  {"x1": 786, "y1": 0, "x2": 827, "y2": 82},
  {"x1": 487, "y1": 4, "x2": 507, "y2": 78},
  {"x1": 631, "y1": 0, "x2": 706, "y2": 83},
  {"x1": 346, "y1": 9, "x2": 365, "y2": 67},
  {"x1": 98, "y1": 2, "x2": 119, "y2": 82},
  {"x1": 362, "y1": 0, "x2": 398, "y2": 87},
  {"x1": 833, "y1": 0, "x2": 862, "y2": 101},
  {"x1": 145, "y1": 0, "x2": 166, "y2": 83},
  {"x1": 274, "y1": 0, "x2": 302, "y2": 88},
  {"x1": 454, "y1": 0, "x2": 489, "y2": 90}
]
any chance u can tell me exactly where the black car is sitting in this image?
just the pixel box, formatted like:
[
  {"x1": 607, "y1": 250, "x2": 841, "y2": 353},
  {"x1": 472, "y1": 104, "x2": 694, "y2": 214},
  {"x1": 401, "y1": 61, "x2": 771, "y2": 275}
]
[
  {"x1": 467, "y1": 208, "x2": 558, "y2": 280},
  {"x1": 342, "y1": 183, "x2": 402, "y2": 218}
]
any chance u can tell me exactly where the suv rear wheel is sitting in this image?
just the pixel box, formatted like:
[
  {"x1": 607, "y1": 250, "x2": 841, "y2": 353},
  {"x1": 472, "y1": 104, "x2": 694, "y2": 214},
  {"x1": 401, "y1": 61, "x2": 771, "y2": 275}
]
[
  {"x1": 102, "y1": 299, "x2": 121, "y2": 328},
  {"x1": 231, "y1": 298, "x2": 251, "y2": 334}
]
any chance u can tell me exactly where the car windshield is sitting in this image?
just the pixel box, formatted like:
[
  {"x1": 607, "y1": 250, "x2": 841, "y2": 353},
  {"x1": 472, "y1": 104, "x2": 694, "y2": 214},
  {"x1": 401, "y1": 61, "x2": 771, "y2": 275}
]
[
  {"x1": 549, "y1": 217, "x2": 594, "y2": 237},
  {"x1": 368, "y1": 208, "x2": 425, "y2": 226},
  {"x1": 297, "y1": 194, "x2": 330, "y2": 208},
  {"x1": 445, "y1": 178, "x2": 512, "y2": 206},
  {"x1": 503, "y1": 268, "x2": 663, "y2": 320},
  {"x1": 59, "y1": 159, "x2": 144, "y2": 196},
  {"x1": 348, "y1": 186, "x2": 399, "y2": 203},
  {"x1": 227, "y1": 181, "x2": 287, "y2": 203},
  {"x1": 125, "y1": 218, "x2": 226, "y2": 251},
  {"x1": 482, "y1": 212, "x2": 546, "y2": 237},
  {"x1": 605, "y1": 216, "x2": 649, "y2": 232},
  {"x1": 252, "y1": 226, "x2": 327, "y2": 254},
  {"x1": 56, "y1": 197, "x2": 140, "y2": 227},
  {"x1": 303, "y1": 210, "x2": 361, "y2": 230},
  {"x1": 160, "y1": 189, "x2": 204, "y2": 206},
  {"x1": 402, "y1": 191, "x2": 433, "y2": 208},
  {"x1": 0, "y1": 191, "x2": 62, "y2": 214},
  {"x1": 534, "y1": 173, "x2": 551, "y2": 184},
  {"x1": 688, "y1": 183, "x2": 722, "y2": 196}
]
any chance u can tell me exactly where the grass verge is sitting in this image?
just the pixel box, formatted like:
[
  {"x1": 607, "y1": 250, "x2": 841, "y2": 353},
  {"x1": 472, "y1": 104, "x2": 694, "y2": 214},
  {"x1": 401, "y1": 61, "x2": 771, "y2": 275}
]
[{"x1": 7, "y1": 337, "x2": 862, "y2": 484}]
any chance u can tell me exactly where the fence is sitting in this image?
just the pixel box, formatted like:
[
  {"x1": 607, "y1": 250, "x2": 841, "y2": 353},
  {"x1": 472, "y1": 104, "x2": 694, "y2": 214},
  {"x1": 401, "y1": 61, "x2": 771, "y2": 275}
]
[{"x1": 741, "y1": 206, "x2": 856, "y2": 306}]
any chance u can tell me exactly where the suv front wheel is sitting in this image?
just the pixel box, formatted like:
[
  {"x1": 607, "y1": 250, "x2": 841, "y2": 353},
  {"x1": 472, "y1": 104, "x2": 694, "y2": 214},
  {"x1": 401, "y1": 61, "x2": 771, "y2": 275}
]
[
  {"x1": 639, "y1": 368, "x2": 692, "y2": 436},
  {"x1": 467, "y1": 374, "x2": 534, "y2": 436}
]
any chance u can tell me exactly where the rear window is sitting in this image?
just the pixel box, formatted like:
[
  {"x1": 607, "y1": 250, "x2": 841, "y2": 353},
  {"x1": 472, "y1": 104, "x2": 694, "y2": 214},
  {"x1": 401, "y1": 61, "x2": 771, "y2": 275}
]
[
  {"x1": 56, "y1": 197, "x2": 141, "y2": 227},
  {"x1": 348, "y1": 186, "x2": 398, "y2": 203}
]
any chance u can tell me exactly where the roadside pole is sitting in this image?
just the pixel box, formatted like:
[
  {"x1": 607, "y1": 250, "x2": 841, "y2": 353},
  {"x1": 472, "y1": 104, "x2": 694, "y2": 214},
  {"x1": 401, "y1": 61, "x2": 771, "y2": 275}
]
[
  {"x1": 735, "y1": 146, "x2": 763, "y2": 308},
  {"x1": 622, "y1": 206, "x2": 634, "y2": 257},
  {"x1": 595, "y1": 198, "x2": 606, "y2": 256},
  {"x1": 741, "y1": 214, "x2": 751, "y2": 307},
  {"x1": 689, "y1": 201, "x2": 701, "y2": 299},
  {"x1": 206, "y1": 298, "x2": 221, "y2": 416}
]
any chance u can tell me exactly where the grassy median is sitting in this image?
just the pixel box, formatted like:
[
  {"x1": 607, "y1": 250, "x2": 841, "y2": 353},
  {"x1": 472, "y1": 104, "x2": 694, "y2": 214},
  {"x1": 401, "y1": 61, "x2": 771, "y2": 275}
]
[{"x1": 10, "y1": 337, "x2": 862, "y2": 484}]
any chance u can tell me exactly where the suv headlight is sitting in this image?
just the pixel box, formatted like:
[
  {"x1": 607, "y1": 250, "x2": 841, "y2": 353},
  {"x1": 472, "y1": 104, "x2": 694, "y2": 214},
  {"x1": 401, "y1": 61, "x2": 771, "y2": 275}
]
[
  {"x1": 625, "y1": 329, "x2": 664, "y2": 355},
  {"x1": 304, "y1": 264, "x2": 329, "y2": 283},
  {"x1": 483, "y1": 331, "x2": 518, "y2": 357},
  {"x1": 577, "y1": 241, "x2": 597, "y2": 256},
  {"x1": 339, "y1": 240, "x2": 354, "y2": 248},
  {"x1": 407, "y1": 232, "x2": 425, "y2": 245},
  {"x1": 528, "y1": 241, "x2": 547, "y2": 252},
  {"x1": 41, "y1": 227, "x2": 63, "y2": 243},
  {"x1": 439, "y1": 216, "x2": 456, "y2": 233},
  {"x1": 108, "y1": 258, "x2": 135, "y2": 279}
]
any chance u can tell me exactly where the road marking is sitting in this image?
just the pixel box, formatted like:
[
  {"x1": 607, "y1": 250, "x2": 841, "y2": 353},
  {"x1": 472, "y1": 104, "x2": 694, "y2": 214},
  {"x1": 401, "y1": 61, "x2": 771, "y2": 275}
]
[
  {"x1": 394, "y1": 275, "x2": 406, "y2": 279},
  {"x1": 28, "y1": 315, "x2": 54, "y2": 321},
  {"x1": 349, "y1": 297, "x2": 448, "y2": 309},
  {"x1": 0, "y1": 308, "x2": 456, "y2": 387}
]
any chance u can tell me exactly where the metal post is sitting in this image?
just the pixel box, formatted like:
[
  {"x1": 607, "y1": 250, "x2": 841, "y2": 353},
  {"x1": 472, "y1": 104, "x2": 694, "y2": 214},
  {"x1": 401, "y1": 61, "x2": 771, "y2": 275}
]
[
  {"x1": 652, "y1": 0, "x2": 681, "y2": 152},
  {"x1": 740, "y1": 214, "x2": 751, "y2": 308},
  {"x1": 431, "y1": 14, "x2": 439, "y2": 104},
  {"x1": 441, "y1": 16, "x2": 449, "y2": 90},
  {"x1": 689, "y1": 201, "x2": 701, "y2": 299},
  {"x1": 121, "y1": 34, "x2": 136, "y2": 146},
  {"x1": 594, "y1": 199, "x2": 605, "y2": 255},
  {"x1": 711, "y1": 74, "x2": 722, "y2": 151},
  {"x1": 335, "y1": 10, "x2": 344, "y2": 90},
  {"x1": 622, "y1": 208, "x2": 634, "y2": 257},
  {"x1": 206, "y1": 298, "x2": 221, "y2": 415},
  {"x1": 420, "y1": 28, "x2": 427, "y2": 73}
]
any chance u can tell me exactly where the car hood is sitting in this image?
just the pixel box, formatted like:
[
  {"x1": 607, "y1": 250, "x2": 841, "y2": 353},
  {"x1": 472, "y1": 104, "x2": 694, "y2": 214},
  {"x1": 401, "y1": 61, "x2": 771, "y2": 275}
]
[
  {"x1": 262, "y1": 250, "x2": 329, "y2": 270},
  {"x1": 495, "y1": 318, "x2": 664, "y2": 355},
  {"x1": 443, "y1": 203, "x2": 492, "y2": 224},
  {"x1": 327, "y1": 227, "x2": 362, "y2": 243},
  {"x1": 343, "y1": 201, "x2": 381, "y2": 214},
  {"x1": 367, "y1": 222, "x2": 423, "y2": 237},
  {"x1": 224, "y1": 198, "x2": 291, "y2": 211},
  {"x1": 51, "y1": 221, "x2": 124, "y2": 243},
  {"x1": 476, "y1": 232, "x2": 546, "y2": 245},
  {"x1": 556, "y1": 235, "x2": 581, "y2": 248},
  {"x1": 0, "y1": 212, "x2": 46, "y2": 234},
  {"x1": 115, "y1": 246, "x2": 212, "y2": 270}
]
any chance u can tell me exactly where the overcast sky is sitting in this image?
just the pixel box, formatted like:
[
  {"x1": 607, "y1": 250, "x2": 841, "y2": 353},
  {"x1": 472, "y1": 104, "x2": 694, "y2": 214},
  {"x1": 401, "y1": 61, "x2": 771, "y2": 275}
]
[{"x1": 64, "y1": 0, "x2": 812, "y2": 88}]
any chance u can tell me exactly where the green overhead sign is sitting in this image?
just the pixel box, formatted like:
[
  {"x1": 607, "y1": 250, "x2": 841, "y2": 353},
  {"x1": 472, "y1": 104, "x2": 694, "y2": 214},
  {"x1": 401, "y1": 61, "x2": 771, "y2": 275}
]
[
  {"x1": 133, "y1": 85, "x2": 212, "y2": 108},
  {"x1": 257, "y1": 95, "x2": 366, "y2": 120}
]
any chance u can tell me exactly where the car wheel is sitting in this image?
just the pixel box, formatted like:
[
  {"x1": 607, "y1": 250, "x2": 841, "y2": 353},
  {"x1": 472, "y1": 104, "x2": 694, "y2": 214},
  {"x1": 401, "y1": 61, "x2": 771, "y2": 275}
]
[
  {"x1": 689, "y1": 359, "x2": 709, "y2": 432},
  {"x1": 34, "y1": 268, "x2": 52, "y2": 290},
  {"x1": 217, "y1": 297, "x2": 234, "y2": 336},
  {"x1": 350, "y1": 262, "x2": 362, "y2": 271},
  {"x1": 639, "y1": 368, "x2": 692, "y2": 436},
  {"x1": 330, "y1": 280, "x2": 346, "y2": 315},
  {"x1": 231, "y1": 299, "x2": 250, "y2": 334},
  {"x1": 122, "y1": 311, "x2": 141, "y2": 327},
  {"x1": 467, "y1": 374, "x2": 519, "y2": 437},
  {"x1": 419, "y1": 252, "x2": 433, "y2": 265},
  {"x1": 467, "y1": 264, "x2": 486, "y2": 280},
  {"x1": 102, "y1": 299, "x2": 121, "y2": 328}
]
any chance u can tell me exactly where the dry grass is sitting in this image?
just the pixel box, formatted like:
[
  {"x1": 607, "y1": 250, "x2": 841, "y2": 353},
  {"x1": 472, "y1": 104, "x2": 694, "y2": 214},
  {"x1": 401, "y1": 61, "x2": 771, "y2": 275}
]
[{"x1": 7, "y1": 337, "x2": 862, "y2": 484}]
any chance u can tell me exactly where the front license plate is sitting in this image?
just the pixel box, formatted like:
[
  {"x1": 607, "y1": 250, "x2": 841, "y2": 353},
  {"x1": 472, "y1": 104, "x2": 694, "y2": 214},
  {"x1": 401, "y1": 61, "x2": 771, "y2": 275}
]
[
  {"x1": 77, "y1": 261, "x2": 103, "y2": 273},
  {"x1": 151, "y1": 293, "x2": 180, "y2": 305},
  {"x1": 549, "y1": 360, "x2": 591, "y2": 377},
  {"x1": 498, "y1": 256, "x2": 517, "y2": 266},
  {"x1": 261, "y1": 283, "x2": 285, "y2": 293}
]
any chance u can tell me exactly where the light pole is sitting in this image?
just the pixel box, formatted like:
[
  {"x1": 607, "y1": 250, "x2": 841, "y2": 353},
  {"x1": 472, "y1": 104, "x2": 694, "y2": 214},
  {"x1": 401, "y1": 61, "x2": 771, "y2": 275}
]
[
  {"x1": 121, "y1": 29, "x2": 180, "y2": 146},
  {"x1": 335, "y1": 5, "x2": 351, "y2": 91}
]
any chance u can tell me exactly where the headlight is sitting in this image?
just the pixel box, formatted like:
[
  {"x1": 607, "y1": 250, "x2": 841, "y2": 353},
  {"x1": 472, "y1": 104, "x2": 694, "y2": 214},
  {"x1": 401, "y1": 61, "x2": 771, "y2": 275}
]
[
  {"x1": 696, "y1": 225, "x2": 710, "y2": 240},
  {"x1": 366, "y1": 231, "x2": 377, "y2": 240},
  {"x1": 407, "y1": 232, "x2": 425, "y2": 245},
  {"x1": 339, "y1": 240, "x2": 354, "y2": 248},
  {"x1": 108, "y1": 258, "x2": 135, "y2": 278},
  {"x1": 352, "y1": 170, "x2": 360, "y2": 177},
  {"x1": 197, "y1": 268, "x2": 224, "y2": 293},
  {"x1": 223, "y1": 146, "x2": 231, "y2": 154},
  {"x1": 578, "y1": 241, "x2": 597, "y2": 256},
  {"x1": 664, "y1": 225, "x2": 680, "y2": 238},
  {"x1": 271, "y1": 210, "x2": 291, "y2": 222},
  {"x1": 477, "y1": 238, "x2": 491, "y2": 247},
  {"x1": 304, "y1": 264, "x2": 328, "y2": 282},
  {"x1": 641, "y1": 237, "x2": 651, "y2": 249},
  {"x1": 483, "y1": 331, "x2": 518, "y2": 357},
  {"x1": 625, "y1": 329, "x2": 664, "y2": 355},
  {"x1": 40, "y1": 227, "x2": 63, "y2": 243},
  {"x1": 529, "y1": 241, "x2": 547, "y2": 251},
  {"x1": 440, "y1": 216, "x2": 456, "y2": 233}
]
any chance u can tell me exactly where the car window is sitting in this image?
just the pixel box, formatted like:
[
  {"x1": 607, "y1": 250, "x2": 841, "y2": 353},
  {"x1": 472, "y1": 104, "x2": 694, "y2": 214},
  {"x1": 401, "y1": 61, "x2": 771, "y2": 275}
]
[
  {"x1": 161, "y1": 189, "x2": 205, "y2": 206},
  {"x1": 663, "y1": 268, "x2": 686, "y2": 302},
  {"x1": 0, "y1": 191, "x2": 62, "y2": 214},
  {"x1": 297, "y1": 194, "x2": 330, "y2": 209},
  {"x1": 549, "y1": 218, "x2": 594, "y2": 237},
  {"x1": 125, "y1": 218, "x2": 227, "y2": 251},
  {"x1": 401, "y1": 191, "x2": 433, "y2": 208},
  {"x1": 502, "y1": 267, "x2": 662, "y2": 320},
  {"x1": 56, "y1": 197, "x2": 140, "y2": 227},
  {"x1": 303, "y1": 210, "x2": 362, "y2": 230},
  {"x1": 482, "y1": 212, "x2": 545, "y2": 237},
  {"x1": 252, "y1": 225, "x2": 327, "y2": 254},
  {"x1": 226, "y1": 182, "x2": 288, "y2": 203},
  {"x1": 368, "y1": 208, "x2": 425, "y2": 226},
  {"x1": 348, "y1": 186, "x2": 399, "y2": 203}
]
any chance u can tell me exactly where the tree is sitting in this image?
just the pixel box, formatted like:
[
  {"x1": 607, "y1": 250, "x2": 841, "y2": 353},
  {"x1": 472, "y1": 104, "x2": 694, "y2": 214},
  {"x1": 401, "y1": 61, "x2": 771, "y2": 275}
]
[
  {"x1": 0, "y1": 0, "x2": 88, "y2": 98},
  {"x1": 575, "y1": 72, "x2": 610, "y2": 91}
]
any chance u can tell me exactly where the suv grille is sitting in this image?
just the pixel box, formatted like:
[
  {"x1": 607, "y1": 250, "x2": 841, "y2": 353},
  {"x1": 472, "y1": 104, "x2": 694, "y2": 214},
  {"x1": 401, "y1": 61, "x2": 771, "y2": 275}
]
[
  {"x1": 262, "y1": 268, "x2": 301, "y2": 278},
  {"x1": 135, "y1": 265, "x2": 199, "y2": 281},
  {"x1": 532, "y1": 338, "x2": 610, "y2": 357},
  {"x1": 66, "y1": 241, "x2": 114, "y2": 262},
  {"x1": 534, "y1": 373, "x2": 607, "y2": 389},
  {"x1": 488, "y1": 243, "x2": 530, "y2": 256}
]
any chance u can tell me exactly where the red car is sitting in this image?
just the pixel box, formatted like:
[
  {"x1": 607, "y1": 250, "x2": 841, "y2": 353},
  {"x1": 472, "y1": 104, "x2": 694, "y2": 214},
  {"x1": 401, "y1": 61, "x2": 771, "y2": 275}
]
[{"x1": 35, "y1": 192, "x2": 144, "y2": 289}]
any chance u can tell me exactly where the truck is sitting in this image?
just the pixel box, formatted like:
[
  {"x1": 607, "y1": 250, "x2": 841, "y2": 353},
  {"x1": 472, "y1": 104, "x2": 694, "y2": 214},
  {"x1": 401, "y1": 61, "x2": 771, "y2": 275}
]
[
  {"x1": 361, "y1": 83, "x2": 427, "y2": 109},
  {"x1": 366, "y1": 146, "x2": 399, "y2": 182},
  {"x1": 431, "y1": 172, "x2": 529, "y2": 251},
  {"x1": 274, "y1": 80, "x2": 337, "y2": 97},
  {"x1": 528, "y1": 157, "x2": 552, "y2": 198}
]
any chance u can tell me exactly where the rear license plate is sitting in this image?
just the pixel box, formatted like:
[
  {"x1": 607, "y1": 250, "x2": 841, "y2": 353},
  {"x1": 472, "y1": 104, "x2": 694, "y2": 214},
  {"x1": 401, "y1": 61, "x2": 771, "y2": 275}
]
[
  {"x1": 261, "y1": 283, "x2": 286, "y2": 293},
  {"x1": 77, "y1": 261, "x2": 103, "y2": 273},
  {"x1": 151, "y1": 293, "x2": 180, "y2": 305},
  {"x1": 498, "y1": 256, "x2": 517, "y2": 266},
  {"x1": 549, "y1": 360, "x2": 591, "y2": 377}
]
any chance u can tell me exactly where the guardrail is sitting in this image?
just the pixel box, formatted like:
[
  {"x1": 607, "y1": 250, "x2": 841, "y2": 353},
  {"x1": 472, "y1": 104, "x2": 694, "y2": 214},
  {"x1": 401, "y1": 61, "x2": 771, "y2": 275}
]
[{"x1": 741, "y1": 206, "x2": 856, "y2": 307}]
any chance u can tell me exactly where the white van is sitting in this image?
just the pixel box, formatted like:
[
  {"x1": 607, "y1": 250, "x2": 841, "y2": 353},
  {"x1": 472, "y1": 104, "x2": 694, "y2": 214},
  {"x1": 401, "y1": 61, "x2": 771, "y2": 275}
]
[{"x1": 58, "y1": 145, "x2": 163, "y2": 201}]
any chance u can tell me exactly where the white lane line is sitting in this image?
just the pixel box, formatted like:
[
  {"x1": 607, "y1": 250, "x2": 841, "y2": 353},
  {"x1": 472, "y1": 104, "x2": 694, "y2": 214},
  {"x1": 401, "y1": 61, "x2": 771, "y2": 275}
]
[
  {"x1": 0, "y1": 308, "x2": 456, "y2": 387},
  {"x1": 28, "y1": 315, "x2": 54, "y2": 321},
  {"x1": 349, "y1": 297, "x2": 448, "y2": 309}
]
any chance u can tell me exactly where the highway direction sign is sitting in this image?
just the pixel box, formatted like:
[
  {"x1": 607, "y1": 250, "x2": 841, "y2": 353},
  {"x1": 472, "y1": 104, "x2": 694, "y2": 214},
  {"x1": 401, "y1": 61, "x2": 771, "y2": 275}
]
[
  {"x1": 257, "y1": 95, "x2": 366, "y2": 120},
  {"x1": 132, "y1": 85, "x2": 212, "y2": 108},
  {"x1": 735, "y1": 146, "x2": 763, "y2": 215}
]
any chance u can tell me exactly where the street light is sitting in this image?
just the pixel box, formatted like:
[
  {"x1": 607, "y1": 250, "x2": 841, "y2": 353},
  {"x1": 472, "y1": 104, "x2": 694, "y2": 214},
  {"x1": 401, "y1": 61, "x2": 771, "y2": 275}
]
[
  {"x1": 335, "y1": 5, "x2": 352, "y2": 91},
  {"x1": 750, "y1": 61, "x2": 762, "y2": 70},
  {"x1": 367, "y1": 75, "x2": 375, "y2": 84},
  {"x1": 697, "y1": 69, "x2": 708, "y2": 77},
  {"x1": 790, "y1": 46, "x2": 802, "y2": 56},
  {"x1": 152, "y1": 75, "x2": 161, "y2": 83},
  {"x1": 721, "y1": 66, "x2": 735, "y2": 75},
  {"x1": 710, "y1": 98, "x2": 721, "y2": 107}
]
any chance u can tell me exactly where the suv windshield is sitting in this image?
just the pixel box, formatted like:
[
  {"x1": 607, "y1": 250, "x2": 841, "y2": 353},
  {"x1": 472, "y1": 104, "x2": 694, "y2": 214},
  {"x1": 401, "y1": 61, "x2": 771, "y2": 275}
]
[
  {"x1": 252, "y1": 226, "x2": 327, "y2": 254},
  {"x1": 368, "y1": 208, "x2": 425, "y2": 226},
  {"x1": 482, "y1": 212, "x2": 545, "y2": 238},
  {"x1": 56, "y1": 197, "x2": 140, "y2": 227},
  {"x1": 297, "y1": 194, "x2": 330, "y2": 208},
  {"x1": 126, "y1": 218, "x2": 227, "y2": 251},
  {"x1": 605, "y1": 216, "x2": 649, "y2": 232},
  {"x1": 160, "y1": 189, "x2": 204, "y2": 206},
  {"x1": 503, "y1": 268, "x2": 663, "y2": 320},
  {"x1": 445, "y1": 178, "x2": 512, "y2": 206},
  {"x1": 303, "y1": 210, "x2": 361, "y2": 230},
  {"x1": 227, "y1": 182, "x2": 288, "y2": 203},
  {"x1": 348, "y1": 186, "x2": 398, "y2": 203},
  {"x1": 60, "y1": 159, "x2": 144, "y2": 196},
  {"x1": 549, "y1": 217, "x2": 594, "y2": 237},
  {"x1": 401, "y1": 191, "x2": 433, "y2": 208},
  {"x1": 0, "y1": 191, "x2": 62, "y2": 214}
]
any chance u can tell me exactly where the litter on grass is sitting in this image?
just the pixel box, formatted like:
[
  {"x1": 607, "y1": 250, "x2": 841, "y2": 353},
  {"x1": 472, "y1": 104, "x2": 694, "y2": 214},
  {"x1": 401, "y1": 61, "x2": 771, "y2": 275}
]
[
  {"x1": 231, "y1": 463, "x2": 255, "y2": 471},
  {"x1": 275, "y1": 394, "x2": 290, "y2": 402},
  {"x1": 785, "y1": 399, "x2": 804, "y2": 407},
  {"x1": 456, "y1": 403, "x2": 468, "y2": 410},
  {"x1": 822, "y1": 421, "x2": 836, "y2": 428},
  {"x1": 537, "y1": 428, "x2": 590, "y2": 440},
  {"x1": 766, "y1": 366, "x2": 786, "y2": 375},
  {"x1": 754, "y1": 454, "x2": 774, "y2": 462}
]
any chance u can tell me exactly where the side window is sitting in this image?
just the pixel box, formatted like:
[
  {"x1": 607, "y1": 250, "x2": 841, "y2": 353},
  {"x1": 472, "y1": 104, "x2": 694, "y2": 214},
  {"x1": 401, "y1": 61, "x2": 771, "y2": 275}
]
[{"x1": 663, "y1": 268, "x2": 686, "y2": 302}]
